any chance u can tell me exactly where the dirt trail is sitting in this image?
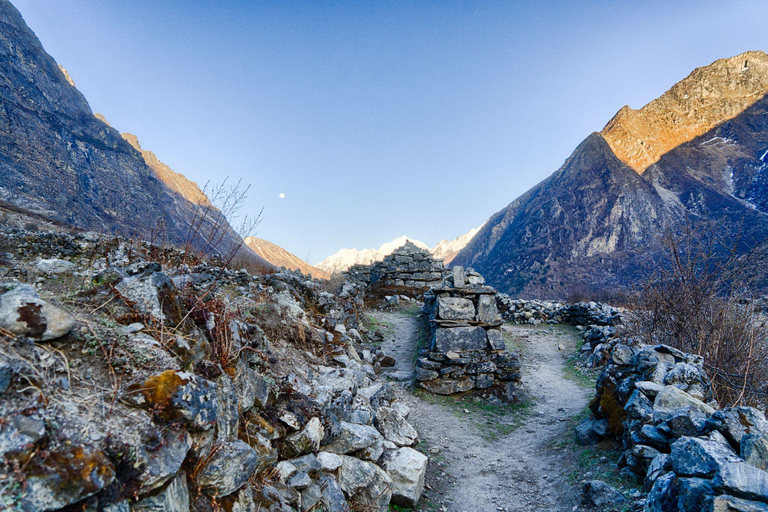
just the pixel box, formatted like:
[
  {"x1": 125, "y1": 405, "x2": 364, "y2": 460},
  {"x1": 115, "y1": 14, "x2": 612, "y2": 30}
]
[{"x1": 369, "y1": 311, "x2": 590, "y2": 512}]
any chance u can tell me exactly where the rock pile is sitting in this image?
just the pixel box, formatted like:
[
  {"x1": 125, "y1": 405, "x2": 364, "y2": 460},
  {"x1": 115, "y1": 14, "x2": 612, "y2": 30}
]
[
  {"x1": 415, "y1": 267, "x2": 525, "y2": 400},
  {"x1": 495, "y1": 295, "x2": 622, "y2": 327},
  {"x1": 579, "y1": 339, "x2": 768, "y2": 511},
  {"x1": 344, "y1": 241, "x2": 447, "y2": 289},
  {"x1": 0, "y1": 216, "x2": 428, "y2": 512}
]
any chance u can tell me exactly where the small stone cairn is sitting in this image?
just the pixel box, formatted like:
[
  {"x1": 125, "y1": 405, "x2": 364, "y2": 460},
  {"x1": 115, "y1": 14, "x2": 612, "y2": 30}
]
[
  {"x1": 416, "y1": 266, "x2": 525, "y2": 400},
  {"x1": 344, "y1": 241, "x2": 447, "y2": 288}
]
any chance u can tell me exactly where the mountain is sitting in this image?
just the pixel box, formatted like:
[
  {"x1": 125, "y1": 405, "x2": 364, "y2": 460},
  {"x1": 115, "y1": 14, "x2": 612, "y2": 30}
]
[
  {"x1": 0, "y1": 0, "x2": 268, "y2": 267},
  {"x1": 431, "y1": 223, "x2": 485, "y2": 264},
  {"x1": 244, "y1": 237, "x2": 330, "y2": 279},
  {"x1": 454, "y1": 51, "x2": 768, "y2": 297},
  {"x1": 317, "y1": 236, "x2": 431, "y2": 274}
]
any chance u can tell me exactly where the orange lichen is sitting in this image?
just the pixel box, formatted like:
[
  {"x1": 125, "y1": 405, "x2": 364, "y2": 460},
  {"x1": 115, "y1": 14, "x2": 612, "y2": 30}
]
[
  {"x1": 21, "y1": 445, "x2": 115, "y2": 502},
  {"x1": 141, "y1": 370, "x2": 186, "y2": 409}
]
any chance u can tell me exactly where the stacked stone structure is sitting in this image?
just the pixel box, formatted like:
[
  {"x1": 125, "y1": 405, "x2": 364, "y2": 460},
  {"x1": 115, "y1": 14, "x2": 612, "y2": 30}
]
[
  {"x1": 343, "y1": 241, "x2": 447, "y2": 289},
  {"x1": 416, "y1": 267, "x2": 524, "y2": 400}
]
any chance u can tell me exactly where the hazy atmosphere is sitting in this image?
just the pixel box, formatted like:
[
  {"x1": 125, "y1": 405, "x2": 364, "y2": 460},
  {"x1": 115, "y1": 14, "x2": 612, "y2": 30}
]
[{"x1": 13, "y1": 0, "x2": 768, "y2": 262}]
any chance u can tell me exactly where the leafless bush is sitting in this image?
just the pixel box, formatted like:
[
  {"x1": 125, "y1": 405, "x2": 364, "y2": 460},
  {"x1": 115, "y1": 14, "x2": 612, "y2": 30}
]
[
  {"x1": 627, "y1": 221, "x2": 768, "y2": 408},
  {"x1": 565, "y1": 284, "x2": 631, "y2": 306},
  {"x1": 181, "y1": 178, "x2": 262, "y2": 269}
]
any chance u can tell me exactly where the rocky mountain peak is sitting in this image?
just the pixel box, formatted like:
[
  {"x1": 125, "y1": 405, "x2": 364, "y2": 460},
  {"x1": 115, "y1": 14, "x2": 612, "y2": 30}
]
[
  {"x1": 57, "y1": 65, "x2": 75, "y2": 87},
  {"x1": 119, "y1": 130, "x2": 210, "y2": 206},
  {"x1": 601, "y1": 50, "x2": 768, "y2": 173}
]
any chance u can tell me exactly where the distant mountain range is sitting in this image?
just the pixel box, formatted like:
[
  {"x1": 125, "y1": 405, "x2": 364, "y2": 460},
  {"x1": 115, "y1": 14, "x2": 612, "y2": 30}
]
[
  {"x1": 454, "y1": 51, "x2": 768, "y2": 297},
  {"x1": 0, "y1": 0, "x2": 269, "y2": 268},
  {"x1": 317, "y1": 227, "x2": 483, "y2": 274},
  {"x1": 244, "y1": 237, "x2": 330, "y2": 279}
]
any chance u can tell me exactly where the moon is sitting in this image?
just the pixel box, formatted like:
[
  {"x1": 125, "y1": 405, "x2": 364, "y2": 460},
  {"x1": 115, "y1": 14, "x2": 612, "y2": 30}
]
[{"x1": 279, "y1": 193, "x2": 285, "y2": 199}]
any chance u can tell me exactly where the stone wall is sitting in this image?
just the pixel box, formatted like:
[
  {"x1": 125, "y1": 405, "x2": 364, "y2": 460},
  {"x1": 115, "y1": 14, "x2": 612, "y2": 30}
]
[
  {"x1": 495, "y1": 294, "x2": 622, "y2": 326},
  {"x1": 343, "y1": 241, "x2": 447, "y2": 289},
  {"x1": 578, "y1": 338, "x2": 768, "y2": 511},
  {"x1": 415, "y1": 267, "x2": 525, "y2": 401}
]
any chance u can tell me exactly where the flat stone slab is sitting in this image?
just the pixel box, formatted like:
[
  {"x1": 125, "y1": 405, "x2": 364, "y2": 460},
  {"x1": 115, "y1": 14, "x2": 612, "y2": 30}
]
[
  {"x1": 419, "y1": 378, "x2": 474, "y2": 395},
  {"x1": 433, "y1": 326, "x2": 488, "y2": 353},
  {"x1": 437, "y1": 297, "x2": 475, "y2": 321}
]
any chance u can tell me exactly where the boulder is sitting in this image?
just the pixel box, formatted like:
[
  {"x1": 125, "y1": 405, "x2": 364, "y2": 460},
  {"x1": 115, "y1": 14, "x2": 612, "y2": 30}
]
[
  {"x1": 35, "y1": 258, "x2": 75, "y2": 274},
  {"x1": 381, "y1": 447, "x2": 428, "y2": 507},
  {"x1": 415, "y1": 367, "x2": 439, "y2": 382},
  {"x1": 419, "y1": 378, "x2": 474, "y2": 395},
  {"x1": 433, "y1": 326, "x2": 487, "y2": 353},
  {"x1": 476, "y1": 295, "x2": 500, "y2": 323},
  {"x1": 374, "y1": 407, "x2": 418, "y2": 446},
  {"x1": 486, "y1": 329, "x2": 506, "y2": 351},
  {"x1": 452, "y1": 266, "x2": 466, "y2": 288},
  {"x1": 215, "y1": 375, "x2": 239, "y2": 442},
  {"x1": 635, "y1": 381, "x2": 664, "y2": 398},
  {"x1": 437, "y1": 297, "x2": 475, "y2": 321},
  {"x1": 644, "y1": 472, "x2": 676, "y2": 512},
  {"x1": 135, "y1": 428, "x2": 191, "y2": 493},
  {"x1": 338, "y1": 455, "x2": 392, "y2": 511},
  {"x1": 703, "y1": 495, "x2": 768, "y2": 511},
  {"x1": 221, "y1": 484, "x2": 258, "y2": 512},
  {"x1": 115, "y1": 271, "x2": 174, "y2": 322},
  {"x1": 235, "y1": 366, "x2": 271, "y2": 412},
  {"x1": 319, "y1": 475, "x2": 348, "y2": 512},
  {"x1": 582, "y1": 480, "x2": 627, "y2": 508},
  {"x1": 713, "y1": 462, "x2": 768, "y2": 502},
  {"x1": 575, "y1": 418, "x2": 610, "y2": 446},
  {"x1": 282, "y1": 417, "x2": 324, "y2": 459},
  {"x1": 670, "y1": 436, "x2": 740, "y2": 478},
  {"x1": 196, "y1": 440, "x2": 260, "y2": 497},
  {"x1": 19, "y1": 445, "x2": 115, "y2": 512},
  {"x1": 322, "y1": 421, "x2": 382, "y2": 454},
  {"x1": 654, "y1": 386, "x2": 715, "y2": 420},
  {"x1": 708, "y1": 408, "x2": 768, "y2": 449},
  {"x1": 131, "y1": 472, "x2": 190, "y2": 512},
  {"x1": 0, "y1": 284, "x2": 75, "y2": 341},
  {"x1": 743, "y1": 434, "x2": 768, "y2": 471},
  {"x1": 137, "y1": 370, "x2": 218, "y2": 431},
  {"x1": 666, "y1": 408, "x2": 709, "y2": 438},
  {"x1": 317, "y1": 451, "x2": 343, "y2": 472},
  {"x1": 645, "y1": 454, "x2": 671, "y2": 489},
  {"x1": 675, "y1": 477, "x2": 715, "y2": 512},
  {"x1": 611, "y1": 344, "x2": 634, "y2": 366},
  {"x1": 625, "y1": 389, "x2": 654, "y2": 422}
]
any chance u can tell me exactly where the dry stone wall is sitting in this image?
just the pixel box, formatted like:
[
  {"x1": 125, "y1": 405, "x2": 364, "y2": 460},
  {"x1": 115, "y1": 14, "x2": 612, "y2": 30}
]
[
  {"x1": 578, "y1": 337, "x2": 768, "y2": 511},
  {"x1": 416, "y1": 267, "x2": 525, "y2": 401},
  {"x1": 343, "y1": 241, "x2": 447, "y2": 289}
]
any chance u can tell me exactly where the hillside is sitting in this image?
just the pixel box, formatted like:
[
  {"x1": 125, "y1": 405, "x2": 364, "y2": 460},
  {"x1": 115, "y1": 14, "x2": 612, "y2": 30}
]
[
  {"x1": 431, "y1": 223, "x2": 484, "y2": 265},
  {"x1": 454, "y1": 51, "x2": 768, "y2": 297},
  {"x1": 0, "y1": 0, "x2": 267, "y2": 266},
  {"x1": 244, "y1": 236, "x2": 330, "y2": 279}
]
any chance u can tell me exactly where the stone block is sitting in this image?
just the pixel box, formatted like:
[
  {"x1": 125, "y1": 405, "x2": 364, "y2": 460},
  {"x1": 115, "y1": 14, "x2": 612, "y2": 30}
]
[
  {"x1": 437, "y1": 297, "x2": 475, "y2": 320},
  {"x1": 433, "y1": 326, "x2": 487, "y2": 353}
]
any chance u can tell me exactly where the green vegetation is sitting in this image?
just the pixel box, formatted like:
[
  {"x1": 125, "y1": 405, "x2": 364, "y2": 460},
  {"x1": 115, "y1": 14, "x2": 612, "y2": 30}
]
[
  {"x1": 362, "y1": 314, "x2": 395, "y2": 339},
  {"x1": 412, "y1": 388, "x2": 534, "y2": 441},
  {"x1": 550, "y1": 408, "x2": 634, "y2": 506},
  {"x1": 562, "y1": 351, "x2": 597, "y2": 389},
  {"x1": 397, "y1": 302, "x2": 422, "y2": 317}
]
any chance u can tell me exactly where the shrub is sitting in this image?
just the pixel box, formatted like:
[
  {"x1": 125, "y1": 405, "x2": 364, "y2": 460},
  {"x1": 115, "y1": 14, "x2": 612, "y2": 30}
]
[{"x1": 627, "y1": 221, "x2": 768, "y2": 408}]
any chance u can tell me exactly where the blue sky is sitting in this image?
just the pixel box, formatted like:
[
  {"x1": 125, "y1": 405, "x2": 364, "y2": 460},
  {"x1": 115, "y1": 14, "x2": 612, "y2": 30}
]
[{"x1": 12, "y1": 0, "x2": 768, "y2": 264}]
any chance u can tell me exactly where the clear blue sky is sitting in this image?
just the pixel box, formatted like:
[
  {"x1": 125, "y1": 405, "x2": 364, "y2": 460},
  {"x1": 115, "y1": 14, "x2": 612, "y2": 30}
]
[{"x1": 12, "y1": 0, "x2": 768, "y2": 264}]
